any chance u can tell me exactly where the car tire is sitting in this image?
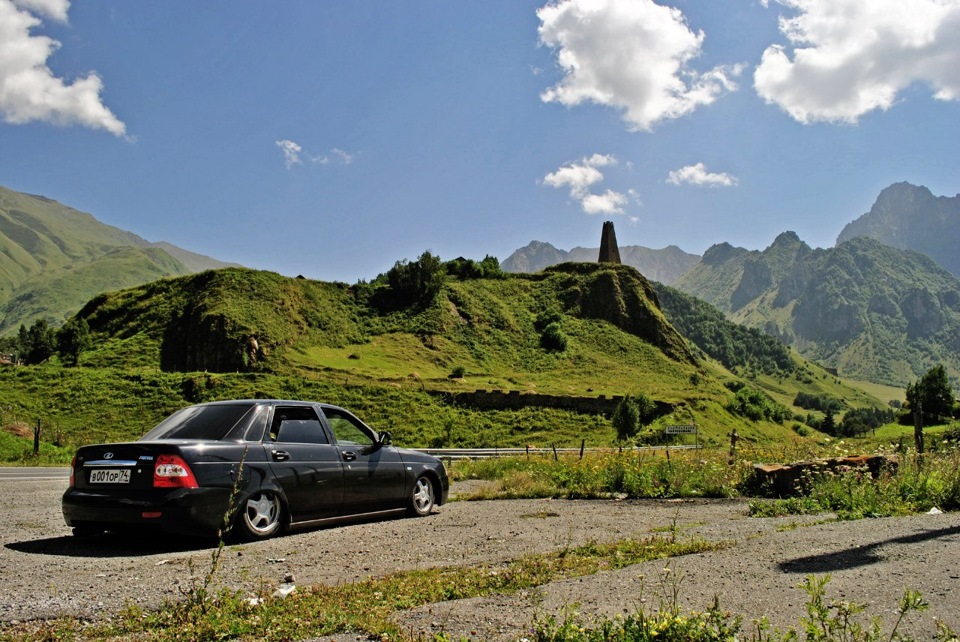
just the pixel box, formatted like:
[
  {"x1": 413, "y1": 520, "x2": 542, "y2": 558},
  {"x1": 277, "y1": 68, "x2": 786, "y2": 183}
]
[
  {"x1": 407, "y1": 475, "x2": 435, "y2": 517},
  {"x1": 237, "y1": 491, "x2": 283, "y2": 540}
]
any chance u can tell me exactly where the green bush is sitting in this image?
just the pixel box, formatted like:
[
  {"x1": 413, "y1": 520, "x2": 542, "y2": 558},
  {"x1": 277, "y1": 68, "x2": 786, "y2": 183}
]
[{"x1": 540, "y1": 321, "x2": 568, "y2": 351}]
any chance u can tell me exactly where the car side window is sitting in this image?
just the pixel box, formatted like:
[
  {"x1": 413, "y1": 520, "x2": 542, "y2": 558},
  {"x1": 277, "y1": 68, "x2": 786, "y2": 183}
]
[
  {"x1": 271, "y1": 407, "x2": 330, "y2": 445},
  {"x1": 323, "y1": 409, "x2": 374, "y2": 447}
]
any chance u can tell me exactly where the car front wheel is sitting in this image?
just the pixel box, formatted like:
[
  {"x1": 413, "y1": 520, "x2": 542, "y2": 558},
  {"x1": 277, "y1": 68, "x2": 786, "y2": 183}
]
[
  {"x1": 238, "y1": 491, "x2": 283, "y2": 540},
  {"x1": 407, "y1": 475, "x2": 435, "y2": 516}
]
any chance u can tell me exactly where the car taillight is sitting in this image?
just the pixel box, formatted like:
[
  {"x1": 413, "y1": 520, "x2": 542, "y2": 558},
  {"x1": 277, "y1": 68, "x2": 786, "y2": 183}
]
[
  {"x1": 69, "y1": 455, "x2": 76, "y2": 487},
  {"x1": 153, "y1": 454, "x2": 198, "y2": 488}
]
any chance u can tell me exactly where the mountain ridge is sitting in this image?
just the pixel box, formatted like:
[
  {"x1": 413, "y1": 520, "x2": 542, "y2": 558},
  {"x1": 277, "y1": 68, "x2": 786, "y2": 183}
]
[
  {"x1": 675, "y1": 233, "x2": 960, "y2": 385},
  {"x1": 0, "y1": 185, "x2": 239, "y2": 333},
  {"x1": 502, "y1": 240, "x2": 700, "y2": 285},
  {"x1": 837, "y1": 182, "x2": 960, "y2": 277}
]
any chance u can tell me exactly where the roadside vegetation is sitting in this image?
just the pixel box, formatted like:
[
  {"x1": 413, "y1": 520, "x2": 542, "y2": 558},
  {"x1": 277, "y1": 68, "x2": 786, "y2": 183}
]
[{"x1": 1, "y1": 534, "x2": 727, "y2": 641}]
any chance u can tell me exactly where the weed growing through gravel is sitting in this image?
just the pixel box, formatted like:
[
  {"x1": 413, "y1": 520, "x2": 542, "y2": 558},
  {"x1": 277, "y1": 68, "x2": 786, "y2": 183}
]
[
  {"x1": 0, "y1": 535, "x2": 726, "y2": 641},
  {"x1": 526, "y1": 573, "x2": 956, "y2": 642}
]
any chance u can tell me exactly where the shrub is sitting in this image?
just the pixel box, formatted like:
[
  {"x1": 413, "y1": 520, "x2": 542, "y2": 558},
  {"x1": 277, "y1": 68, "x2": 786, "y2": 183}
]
[{"x1": 540, "y1": 322, "x2": 568, "y2": 351}]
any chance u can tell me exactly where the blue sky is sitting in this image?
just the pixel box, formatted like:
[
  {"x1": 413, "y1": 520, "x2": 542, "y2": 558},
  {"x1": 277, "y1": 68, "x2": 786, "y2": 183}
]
[{"x1": 1, "y1": 0, "x2": 958, "y2": 283}]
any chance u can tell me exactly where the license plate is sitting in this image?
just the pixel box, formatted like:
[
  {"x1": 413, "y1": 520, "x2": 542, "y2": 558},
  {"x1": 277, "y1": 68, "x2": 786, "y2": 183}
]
[{"x1": 89, "y1": 469, "x2": 131, "y2": 484}]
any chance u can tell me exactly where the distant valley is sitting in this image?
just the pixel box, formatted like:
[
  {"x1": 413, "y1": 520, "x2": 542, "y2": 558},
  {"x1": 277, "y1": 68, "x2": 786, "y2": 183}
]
[{"x1": 0, "y1": 186, "x2": 238, "y2": 334}]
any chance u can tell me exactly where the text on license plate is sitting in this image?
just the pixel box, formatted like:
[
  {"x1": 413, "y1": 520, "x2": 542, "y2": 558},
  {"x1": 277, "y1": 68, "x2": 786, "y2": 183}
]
[{"x1": 89, "y1": 469, "x2": 131, "y2": 484}]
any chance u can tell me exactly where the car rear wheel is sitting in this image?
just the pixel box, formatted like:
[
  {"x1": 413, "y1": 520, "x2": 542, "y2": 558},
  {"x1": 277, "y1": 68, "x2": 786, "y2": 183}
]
[
  {"x1": 238, "y1": 492, "x2": 283, "y2": 540},
  {"x1": 407, "y1": 475, "x2": 435, "y2": 516}
]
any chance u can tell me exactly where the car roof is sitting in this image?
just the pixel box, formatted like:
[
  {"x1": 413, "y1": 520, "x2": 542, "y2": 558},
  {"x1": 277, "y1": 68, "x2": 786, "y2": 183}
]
[{"x1": 191, "y1": 399, "x2": 348, "y2": 412}]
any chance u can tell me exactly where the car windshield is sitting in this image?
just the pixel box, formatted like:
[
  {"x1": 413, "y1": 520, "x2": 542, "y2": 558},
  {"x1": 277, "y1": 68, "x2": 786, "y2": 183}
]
[{"x1": 140, "y1": 403, "x2": 258, "y2": 441}]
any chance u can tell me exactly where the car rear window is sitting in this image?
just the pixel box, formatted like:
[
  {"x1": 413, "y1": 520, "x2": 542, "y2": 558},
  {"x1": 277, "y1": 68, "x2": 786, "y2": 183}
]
[{"x1": 140, "y1": 404, "x2": 258, "y2": 441}]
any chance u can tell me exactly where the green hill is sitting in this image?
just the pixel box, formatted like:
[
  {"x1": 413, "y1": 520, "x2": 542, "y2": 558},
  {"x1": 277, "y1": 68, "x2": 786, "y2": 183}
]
[
  {"x1": 0, "y1": 185, "x2": 237, "y2": 333},
  {"x1": 676, "y1": 233, "x2": 960, "y2": 386},
  {"x1": 0, "y1": 261, "x2": 867, "y2": 452}
]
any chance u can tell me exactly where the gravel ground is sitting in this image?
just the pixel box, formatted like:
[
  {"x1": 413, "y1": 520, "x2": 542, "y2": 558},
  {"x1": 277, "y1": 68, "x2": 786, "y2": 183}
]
[{"x1": 1, "y1": 478, "x2": 959, "y2": 640}]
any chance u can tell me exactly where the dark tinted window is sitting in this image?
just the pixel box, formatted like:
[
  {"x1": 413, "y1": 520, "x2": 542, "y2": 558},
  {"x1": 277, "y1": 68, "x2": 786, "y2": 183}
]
[
  {"x1": 270, "y1": 407, "x2": 330, "y2": 444},
  {"x1": 140, "y1": 404, "x2": 258, "y2": 441}
]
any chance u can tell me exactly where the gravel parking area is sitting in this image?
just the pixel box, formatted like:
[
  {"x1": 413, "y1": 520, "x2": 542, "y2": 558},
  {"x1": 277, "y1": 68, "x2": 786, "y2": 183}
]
[{"x1": 1, "y1": 478, "x2": 958, "y2": 640}]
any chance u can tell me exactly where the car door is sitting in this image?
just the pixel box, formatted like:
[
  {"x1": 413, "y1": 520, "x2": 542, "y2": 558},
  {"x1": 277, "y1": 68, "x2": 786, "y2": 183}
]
[
  {"x1": 320, "y1": 407, "x2": 406, "y2": 514},
  {"x1": 266, "y1": 405, "x2": 344, "y2": 522}
]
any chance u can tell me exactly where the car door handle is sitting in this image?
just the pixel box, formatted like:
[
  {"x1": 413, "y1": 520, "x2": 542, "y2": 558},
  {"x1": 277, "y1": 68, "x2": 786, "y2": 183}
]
[
  {"x1": 342, "y1": 451, "x2": 357, "y2": 461},
  {"x1": 272, "y1": 450, "x2": 290, "y2": 461}
]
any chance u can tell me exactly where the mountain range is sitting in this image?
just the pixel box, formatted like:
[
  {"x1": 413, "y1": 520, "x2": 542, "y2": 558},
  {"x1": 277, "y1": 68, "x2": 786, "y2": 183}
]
[
  {"x1": 4, "y1": 180, "x2": 960, "y2": 388},
  {"x1": 0, "y1": 186, "x2": 237, "y2": 334},
  {"x1": 502, "y1": 241, "x2": 699, "y2": 285},
  {"x1": 502, "y1": 182, "x2": 960, "y2": 386},
  {"x1": 837, "y1": 182, "x2": 960, "y2": 277},
  {"x1": 674, "y1": 232, "x2": 960, "y2": 385}
]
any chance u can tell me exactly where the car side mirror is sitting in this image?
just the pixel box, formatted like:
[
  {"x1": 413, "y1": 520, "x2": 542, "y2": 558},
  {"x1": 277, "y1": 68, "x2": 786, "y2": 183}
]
[{"x1": 379, "y1": 431, "x2": 392, "y2": 447}]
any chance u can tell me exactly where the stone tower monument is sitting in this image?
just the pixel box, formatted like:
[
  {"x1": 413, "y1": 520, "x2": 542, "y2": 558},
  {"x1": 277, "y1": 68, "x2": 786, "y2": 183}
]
[{"x1": 598, "y1": 220, "x2": 622, "y2": 264}]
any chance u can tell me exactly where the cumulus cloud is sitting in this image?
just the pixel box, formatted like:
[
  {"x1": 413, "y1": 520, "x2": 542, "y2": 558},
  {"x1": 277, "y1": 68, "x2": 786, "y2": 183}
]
[
  {"x1": 754, "y1": 0, "x2": 960, "y2": 123},
  {"x1": 0, "y1": 0, "x2": 126, "y2": 136},
  {"x1": 667, "y1": 162, "x2": 738, "y2": 187},
  {"x1": 537, "y1": 0, "x2": 742, "y2": 131},
  {"x1": 543, "y1": 154, "x2": 629, "y2": 215}
]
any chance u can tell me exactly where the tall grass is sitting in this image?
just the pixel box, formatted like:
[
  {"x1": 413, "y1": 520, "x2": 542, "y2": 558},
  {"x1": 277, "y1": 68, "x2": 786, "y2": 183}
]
[
  {"x1": 452, "y1": 448, "x2": 752, "y2": 500},
  {"x1": 750, "y1": 449, "x2": 960, "y2": 519}
]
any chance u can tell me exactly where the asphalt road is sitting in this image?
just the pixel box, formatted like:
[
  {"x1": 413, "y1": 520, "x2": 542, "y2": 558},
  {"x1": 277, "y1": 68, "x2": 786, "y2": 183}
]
[{"x1": 0, "y1": 467, "x2": 69, "y2": 481}]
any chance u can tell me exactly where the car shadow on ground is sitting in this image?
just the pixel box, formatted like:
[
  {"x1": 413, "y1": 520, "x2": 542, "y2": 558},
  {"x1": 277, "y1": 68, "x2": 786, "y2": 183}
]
[
  {"x1": 778, "y1": 523, "x2": 960, "y2": 573},
  {"x1": 5, "y1": 532, "x2": 220, "y2": 557}
]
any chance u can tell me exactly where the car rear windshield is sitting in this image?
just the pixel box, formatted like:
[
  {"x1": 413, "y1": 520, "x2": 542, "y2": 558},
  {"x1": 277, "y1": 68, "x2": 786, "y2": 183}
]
[{"x1": 140, "y1": 404, "x2": 259, "y2": 441}]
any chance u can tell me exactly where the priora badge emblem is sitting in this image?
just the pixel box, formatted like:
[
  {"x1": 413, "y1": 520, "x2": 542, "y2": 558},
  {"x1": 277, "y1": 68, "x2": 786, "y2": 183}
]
[{"x1": 103, "y1": 452, "x2": 114, "y2": 460}]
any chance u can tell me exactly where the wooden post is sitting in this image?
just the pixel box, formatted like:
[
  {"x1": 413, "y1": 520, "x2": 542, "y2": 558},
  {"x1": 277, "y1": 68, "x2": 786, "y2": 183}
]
[
  {"x1": 913, "y1": 400, "x2": 924, "y2": 457},
  {"x1": 552, "y1": 444, "x2": 558, "y2": 461},
  {"x1": 33, "y1": 419, "x2": 41, "y2": 455},
  {"x1": 728, "y1": 430, "x2": 739, "y2": 466},
  {"x1": 579, "y1": 439, "x2": 585, "y2": 460}
]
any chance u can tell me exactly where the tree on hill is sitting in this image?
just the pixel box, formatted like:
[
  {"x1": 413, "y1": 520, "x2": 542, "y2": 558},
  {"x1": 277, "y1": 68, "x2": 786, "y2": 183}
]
[
  {"x1": 386, "y1": 251, "x2": 445, "y2": 307},
  {"x1": 56, "y1": 318, "x2": 92, "y2": 366},
  {"x1": 906, "y1": 365, "x2": 954, "y2": 424},
  {"x1": 15, "y1": 319, "x2": 57, "y2": 365},
  {"x1": 612, "y1": 393, "x2": 656, "y2": 443}
]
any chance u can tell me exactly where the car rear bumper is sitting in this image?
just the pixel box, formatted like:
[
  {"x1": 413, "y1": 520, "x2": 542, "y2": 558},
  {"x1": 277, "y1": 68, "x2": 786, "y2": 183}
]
[{"x1": 62, "y1": 487, "x2": 233, "y2": 538}]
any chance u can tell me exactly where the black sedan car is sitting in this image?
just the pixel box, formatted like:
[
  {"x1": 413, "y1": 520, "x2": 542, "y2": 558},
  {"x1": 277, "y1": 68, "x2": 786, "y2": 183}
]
[{"x1": 62, "y1": 400, "x2": 449, "y2": 541}]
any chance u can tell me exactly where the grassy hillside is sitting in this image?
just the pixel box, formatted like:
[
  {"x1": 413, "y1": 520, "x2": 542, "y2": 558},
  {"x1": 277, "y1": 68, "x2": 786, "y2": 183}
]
[
  {"x1": 0, "y1": 261, "x2": 892, "y2": 461},
  {"x1": 0, "y1": 185, "x2": 235, "y2": 333}
]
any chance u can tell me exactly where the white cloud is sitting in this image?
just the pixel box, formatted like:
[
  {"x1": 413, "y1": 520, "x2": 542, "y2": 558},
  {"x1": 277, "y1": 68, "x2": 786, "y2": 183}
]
[
  {"x1": 537, "y1": 0, "x2": 742, "y2": 131},
  {"x1": 330, "y1": 148, "x2": 354, "y2": 165},
  {"x1": 582, "y1": 189, "x2": 628, "y2": 215},
  {"x1": 667, "y1": 162, "x2": 738, "y2": 187},
  {"x1": 276, "y1": 139, "x2": 303, "y2": 168},
  {"x1": 277, "y1": 139, "x2": 356, "y2": 169},
  {"x1": 0, "y1": 0, "x2": 126, "y2": 137},
  {"x1": 754, "y1": 0, "x2": 960, "y2": 124},
  {"x1": 543, "y1": 153, "x2": 628, "y2": 215}
]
